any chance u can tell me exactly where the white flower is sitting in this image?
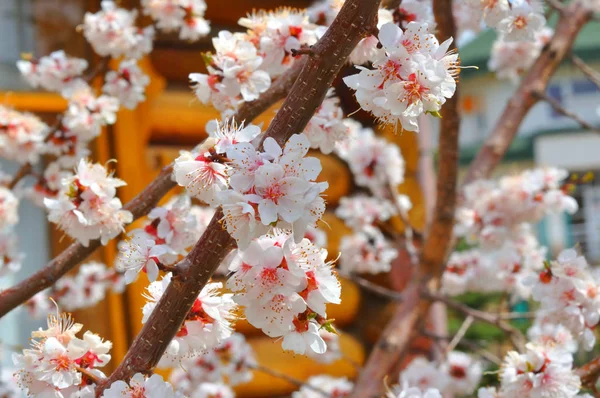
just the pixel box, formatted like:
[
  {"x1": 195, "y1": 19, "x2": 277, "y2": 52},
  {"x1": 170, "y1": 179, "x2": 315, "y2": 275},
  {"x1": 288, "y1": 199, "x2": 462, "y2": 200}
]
[
  {"x1": 0, "y1": 187, "x2": 19, "y2": 232},
  {"x1": 440, "y1": 351, "x2": 482, "y2": 396},
  {"x1": 62, "y1": 80, "x2": 120, "y2": 140},
  {"x1": 44, "y1": 159, "x2": 132, "y2": 247},
  {"x1": 499, "y1": 343, "x2": 581, "y2": 397},
  {"x1": 0, "y1": 233, "x2": 23, "y2": 277},
  {"x1": 303, "y1": 90, "x2": 349, "y2": 154},
  {"x1": 103, "y1": 59, "x2": 150, "y2": 109},
  {"x1": 496, "y1": 5, "x2": 545, "y2": 42},
  {"x1": 17, "y1": 50, "x2": 88, "y2": 92},
  {"x1": 142, "y1": 273, "x2": 237, "y2": 366},
  {"x1": 14, "y1": 312, "x2": 112, "y2": 396},
  {"x1": 339, "y1": 226, "x2": 398, "y2": 274},
  {"x1": 116, "y1": 233, "x2": 169, "y2": 284},
  {"x1": 292, "y1": 375, "x2": 353, "y2": 398},
  {"x1": 343, "y1": 22, "x2": 458, "y2": 132},
  {"x1": 101, "y1": 373, "x2": 178, "y2": 398},
  {"x1": 169, "y1": 333, "x2": 255, "y2": 393},
  {"x1": 282, "y1": 320, "x2": 326, "y2": 355},
  {"x1": 83, "y1": 1, "x2": 154, "y2": 59},
  {"x1": 219, "y1": 133, "x2": 327, "y2": 247},
  {"x1": 0, "y1": 106, "x2": 48, "y2": 164},
  {"x1": 190, "y1": 382, "x2": 234, "y2": 398},
  {"x1": 336, "y1": 195, "x2": 397, "y2": 230},
  {"x1": 336, "y1": 124, "x2": 404, "y2": 196},
  {"x1": 400, "y1": 357, "x2": 448, "y2": 391},
  {"x1": 388, "y1": 384, "x2": 442, "y2": 398}
]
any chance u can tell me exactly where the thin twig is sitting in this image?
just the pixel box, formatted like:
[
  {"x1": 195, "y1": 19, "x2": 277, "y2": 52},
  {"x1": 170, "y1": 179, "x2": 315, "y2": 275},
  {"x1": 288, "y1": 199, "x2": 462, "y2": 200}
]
[
  {"x1": 423, "y1": 290, "x2": 526, "y2": 351},
  {"x1": 75, "y1": 366, "x2": 104, "y2": 385},
  {"x1": 446, "y1": 315, "x2": 473, "y2": 353},
  {"x1": 423, "y1": 331, "x2": 503, "y2": 365},
  {"x1": 570, "y1": 54, "x2": 600, "y2": 90},
  {"x1": 251, "y1": 364, "x2": 330, "y2": 397},
  {"x1": 545, "y1": 0, "x2": 565, "y2": 13},
  {"x1": 534, "y1": 90, "x2": 600, "y2": 133},
  {"x1": 338, "y1": 271, "x2": 404, "y2": 301}
]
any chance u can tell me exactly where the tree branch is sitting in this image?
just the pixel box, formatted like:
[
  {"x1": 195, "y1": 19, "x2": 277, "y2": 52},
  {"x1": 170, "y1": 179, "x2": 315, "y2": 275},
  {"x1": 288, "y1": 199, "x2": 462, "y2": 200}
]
[
  {"x1": 0, "y1": 165, "x2": 175, "y2": 318},
  {"x1": 0, "y1": 54, "x2": 303, "y2": 319},
  {"x1": 534, "y1": 90, "x2": 600, "y2": 133},
  {"x1": 349, "y1": 0, "x2": 461, "y2": 394},
  {"x1": 96, "y1": 0, "x2": 381, "y2": 394},
  {"x1": 423, "y1": 291, "x2": 526, "y2": 351},
  {"x1": 571, "y1": 54, "x2": 600, "y2": 91},
  {"x1": 464, "y1": 0, "x2": 594, "y2": 184},
  {"x1": 576, "y1": 355, "x2": 600, "y2": 389}
]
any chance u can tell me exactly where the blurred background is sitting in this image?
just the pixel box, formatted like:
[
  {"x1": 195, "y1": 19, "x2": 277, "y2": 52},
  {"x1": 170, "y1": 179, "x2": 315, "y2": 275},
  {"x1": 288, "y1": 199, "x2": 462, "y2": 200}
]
[{"x1": 1, "y1": 0, "x2": 599, "y2": 396}]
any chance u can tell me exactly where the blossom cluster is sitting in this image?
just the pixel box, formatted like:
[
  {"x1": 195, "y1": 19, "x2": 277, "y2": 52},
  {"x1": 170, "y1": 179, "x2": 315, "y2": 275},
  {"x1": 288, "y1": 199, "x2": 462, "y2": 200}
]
[
  {"x1": 16, "y1": 50, "x2": 88, "y2": 93},
  {"x1": 441, "y1": 225, "x2": 547, "y2": 300},
  {"x1": 190, "y1": 8, "x2": 318, "y2": 116},
  {"x1": 169, "y1": 333, "x2": 255, "y2": 394},
  {"x1": 489, "y1": 27, "x2": 553, "y2": 82},
  {"x1": 174, "y1": 121, "x2": 327, "y2": 248},
  {"x1": 116, "y1": 195, "x2": 212, "y2": 284},
  {"x1": 227, "y1": 231, "x2": 341, "y2": 355},
  {"x1": 335, "y1": 121, "x2": 411, "y2": 275},
  {"x1": 303, "y1": 90, "x2": 349, "y2": 154},
  {"x1": 308, "y1": 0, "x2": 435, "y2": 66},
  {"x1": 343, "y1": 21, "x2": 459, "y2": 132},
  {"x1": 443, "y1": 168, "x2": 578, "y2": 299},
  {"x1": 469, "y1": 0, "x2": 546, "y2": 42},
  {"x1": 456, "y1": 168, "x2": 578, "y2": 247},
  {"x1": 0, "y1": 106, "x2": 48, "y2": 165},
  {"x1": 101, "y1": 373, "x2": 182, "y2": 398},
  {"x1": 141, "y1": 0, "x2": 210, "y2": 41},
  {"x1": 484, "y1": 342, "x2": 582, "y2": 397},
  {"x1": 44, "y1": 159, "x2": 132, "y2": 247},
  {"x1": 142, "y1": 273, "x2": 237, "y2": 367},
  {"x1": 398, "y1": 351, "x2": 483, "y2": 396},
  {"x1": 530, "y1": 248, "x2": 600, "y2": 351},
  {"x1": 13, "y1": 312, "x2": 112, "y2": 397},
  {"x1": 0, "y1": 184, "x2": 22, "y2": 277},
  {"x1": 83, "y1": 1, "x2": 154, "y2": 60},
  {"x1": 102, "y1": 59, "x2": 150, "y2": 109},
  {"x1": 292, "y1": 375, "x2": 353, "y2": 398}
]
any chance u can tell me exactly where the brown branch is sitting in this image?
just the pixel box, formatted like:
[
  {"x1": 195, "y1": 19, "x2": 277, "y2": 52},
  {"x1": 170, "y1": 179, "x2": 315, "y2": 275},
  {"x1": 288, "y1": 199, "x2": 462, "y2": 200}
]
[
  {"x1": 7, "y1": 163, "x2": 32, "y2": 190},
  {"x1": 349, "y1": 0, "x2": 461, "y2": 394},
  {"x1": 534, "y1": 90, "x2": 600, "y2": 133},
  {"x1": 0, "y1": 165, "x2": 175, "y2": 318},
  {"x1": 571, "y1": 54, "x2": 600, "y2": 91},
  {"x1": 0, "y1": 57, "x2": 300, "y2": 319},
  {"x1": 339, "y1": 271, "x2": 404, "y2": 301},
  {"x1": 76, "y1": 366, "x2": 104, "y2": 386},
  {"x1": 545, "y1": 0, "x2": 566, "y2": 13},
  {"x1": 577, "y1": 356, "x2": 600, "y2": 389},
  {"x1": 96, "y1": 0, "x2": 381, "y2": 394},
  {"x1": 464, "y1": 0, "x2": 594, "y2": 184}
]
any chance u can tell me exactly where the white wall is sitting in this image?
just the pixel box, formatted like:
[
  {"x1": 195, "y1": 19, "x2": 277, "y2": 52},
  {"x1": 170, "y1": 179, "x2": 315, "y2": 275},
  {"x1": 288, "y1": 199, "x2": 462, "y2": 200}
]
[{"x1": 456, "y1": 62, "x2": 600, "y2": 149}]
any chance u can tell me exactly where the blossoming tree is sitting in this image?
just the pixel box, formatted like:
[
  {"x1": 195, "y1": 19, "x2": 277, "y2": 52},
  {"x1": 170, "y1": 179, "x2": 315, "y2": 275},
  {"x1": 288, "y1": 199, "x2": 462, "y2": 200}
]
[{"x1": 1, "y1": 0, "x2": 600, "y2": 397}]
